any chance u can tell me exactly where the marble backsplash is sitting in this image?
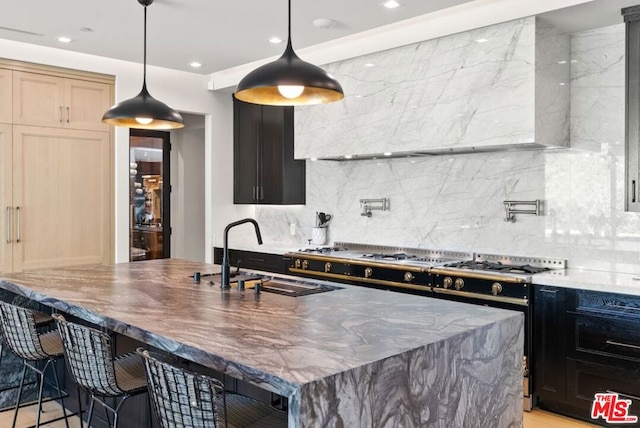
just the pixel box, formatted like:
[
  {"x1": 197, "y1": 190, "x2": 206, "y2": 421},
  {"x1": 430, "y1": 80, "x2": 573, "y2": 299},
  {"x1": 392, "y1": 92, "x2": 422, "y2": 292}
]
[{"x1": 237, "y1": 24, "x2": 640, "y2": 274}]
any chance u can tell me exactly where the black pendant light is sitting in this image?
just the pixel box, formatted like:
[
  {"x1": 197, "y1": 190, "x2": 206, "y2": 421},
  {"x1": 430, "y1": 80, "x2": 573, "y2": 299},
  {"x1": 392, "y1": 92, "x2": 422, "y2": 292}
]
[
  {"x1": 235, "y1": 0, "x2": 344, "y2": 106},
  {"x1": 102, "y1": 0, "x2": 184, "y2": 129}
]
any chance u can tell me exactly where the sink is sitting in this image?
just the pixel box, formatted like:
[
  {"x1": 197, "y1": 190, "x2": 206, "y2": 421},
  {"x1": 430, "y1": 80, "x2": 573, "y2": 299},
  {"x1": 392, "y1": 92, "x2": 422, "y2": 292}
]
[
  {"x1": 191, "y1": 272, "x2": 342, "y2": 297},
  {"x1": 260, "y1": 279, "x2": 342, "y2": 297}
]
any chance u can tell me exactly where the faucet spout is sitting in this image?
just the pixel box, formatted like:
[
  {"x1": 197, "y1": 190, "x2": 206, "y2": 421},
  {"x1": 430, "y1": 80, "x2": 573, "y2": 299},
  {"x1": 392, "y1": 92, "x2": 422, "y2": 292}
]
[{"x1": 221, "y1": 218, "x2": 263, "y2": 289}]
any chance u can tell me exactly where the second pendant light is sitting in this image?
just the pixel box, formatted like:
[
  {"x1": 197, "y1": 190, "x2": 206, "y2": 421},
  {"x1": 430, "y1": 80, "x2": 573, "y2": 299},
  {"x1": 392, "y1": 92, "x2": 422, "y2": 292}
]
[{"x1": 235, "y1": 0, "x2": 344, "y2": 106}]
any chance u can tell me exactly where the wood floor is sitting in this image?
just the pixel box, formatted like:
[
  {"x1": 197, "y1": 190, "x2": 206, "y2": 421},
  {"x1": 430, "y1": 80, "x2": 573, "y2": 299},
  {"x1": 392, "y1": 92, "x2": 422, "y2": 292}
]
[{"x1": 0, "y1": 402, "x2": 600, "y2": 428}]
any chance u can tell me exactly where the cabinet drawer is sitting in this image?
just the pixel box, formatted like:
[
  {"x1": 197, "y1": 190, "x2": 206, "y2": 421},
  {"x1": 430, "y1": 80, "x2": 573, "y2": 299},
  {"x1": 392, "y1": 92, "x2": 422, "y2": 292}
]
[
  {"x1": 567, "y1": 359, "x2": 640, "y2": 416},
  {"x1": 572, "y1": 290, "x2": 640, "y2": 318},
  {"x1": 568, "y1": 312, "x2": 640, "y2": 365}
]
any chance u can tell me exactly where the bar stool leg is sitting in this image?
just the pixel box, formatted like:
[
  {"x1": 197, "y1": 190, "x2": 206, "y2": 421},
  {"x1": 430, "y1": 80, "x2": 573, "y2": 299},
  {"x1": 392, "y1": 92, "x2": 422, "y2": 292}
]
[
  {"x1": 12, "y1": 363, "x2": 28, "y2": 428},
  {"x1": 85, "y1": 396, "x2": 96, "y2": 428},
  {"x1": 34, "y1": 361, "x2": 48, "y2": 428},
  {"x1": 50, "y1": 360, "x2": 70, "y2": 428}
]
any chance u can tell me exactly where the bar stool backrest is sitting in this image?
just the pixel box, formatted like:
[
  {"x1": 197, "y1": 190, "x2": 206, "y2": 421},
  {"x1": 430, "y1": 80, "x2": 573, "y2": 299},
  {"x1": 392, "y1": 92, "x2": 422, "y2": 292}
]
[
  {"x1": 137, "y1": 348, "x2": 225, "y2": 428},
  {"x1": 52, "y1": 314, "x2": 124, "y2": 396},
  {"x1": 0, "y1": 301, "x2": 48, "y2": 361}
]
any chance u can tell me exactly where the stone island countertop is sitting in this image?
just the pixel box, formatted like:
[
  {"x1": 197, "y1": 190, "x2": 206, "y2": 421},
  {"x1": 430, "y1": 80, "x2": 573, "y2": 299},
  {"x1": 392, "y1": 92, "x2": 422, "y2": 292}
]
[{"x1": 0, "y1": 259, "x2": 523, "y2": 428}]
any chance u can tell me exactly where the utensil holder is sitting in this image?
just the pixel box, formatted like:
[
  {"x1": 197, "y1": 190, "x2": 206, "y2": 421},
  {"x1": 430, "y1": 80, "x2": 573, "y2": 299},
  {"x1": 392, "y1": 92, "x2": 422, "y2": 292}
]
[{"x1": 311, "y1": 227, "x2": 327, "y2": 246}]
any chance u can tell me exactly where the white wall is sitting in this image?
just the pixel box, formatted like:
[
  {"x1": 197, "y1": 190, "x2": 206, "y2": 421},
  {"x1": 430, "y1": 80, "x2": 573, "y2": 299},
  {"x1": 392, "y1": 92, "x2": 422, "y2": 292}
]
[
  {"x1": 170, "y1": 114, "x2": 206, "y2": 261},
  {"x1": 0, "y1": 39, "x2": 217, "y2": 262},
  {"x1": 209, "y1": 90, "x2": 256, "y2": 253}
]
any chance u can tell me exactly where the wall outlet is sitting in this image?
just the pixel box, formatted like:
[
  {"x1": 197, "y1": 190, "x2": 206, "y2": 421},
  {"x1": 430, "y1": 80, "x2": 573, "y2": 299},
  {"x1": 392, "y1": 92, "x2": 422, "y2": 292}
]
[{"x1": 290, "y1": 223, "x2": 296, "y2": 235}]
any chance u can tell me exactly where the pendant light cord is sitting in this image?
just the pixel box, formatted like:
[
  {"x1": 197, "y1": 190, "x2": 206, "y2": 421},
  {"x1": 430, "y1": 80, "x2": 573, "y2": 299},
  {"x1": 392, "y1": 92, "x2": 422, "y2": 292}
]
[
  {"x1": 287, "y1": 0, "x2": 292, "y2": 49},
  {"x1": 143, "y1": 4, "x2": 148, "y2": 88}
]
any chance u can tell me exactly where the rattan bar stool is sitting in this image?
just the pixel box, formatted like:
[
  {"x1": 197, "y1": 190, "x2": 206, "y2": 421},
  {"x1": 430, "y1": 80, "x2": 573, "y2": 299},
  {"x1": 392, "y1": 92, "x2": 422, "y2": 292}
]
[
  {"x1": 52, "y1": 313, "x2": 148, "y2": 428},
  {"x1": 0, "y1": 301, "x2": 70, "y2": 428},
  {"x1": 137, "y1": 347, "x2": 288, "y2": 428}
]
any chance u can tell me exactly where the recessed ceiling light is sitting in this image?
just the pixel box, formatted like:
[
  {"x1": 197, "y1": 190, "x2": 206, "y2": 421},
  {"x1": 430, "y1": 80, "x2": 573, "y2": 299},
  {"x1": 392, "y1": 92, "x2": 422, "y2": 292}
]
[
  {"x1": 364, "y1": 63, "x2": 375, "y2": 67},
  {"x1": 310, "y1": 157, "x2": 318, "y2": 161},
  {"x1": 189, "y1": 62, "x2": 203, "y2": 68},
  {"x1": 381, "y1": 0, "x2": 402, "y2": 9},
  {"x1": 354, "y1": 95, "x2": 363, "y2": 98},
  {"x1": 571, "y1": 59, "x2": 578, "y2": 63},
  {"x1": 475, "y1": 38, "x2": 489, "y2": 43},
  {"x1": 344, "y1": 154, "x2": 353, "y2": 159},
  {"x1": 558, "y1": 60, "x2": 567, "y2": 64},
  {"x1": 313, "y1": 18, "x2": 336, "y2": 29},
  {"x1": 383, "y1": 152, "x2": 393, "y2": 156},
  {"x1": 559, "y1": 82, "x2": 566, "y2": 86},
  {"x1": 268, "y1": 36, "x2": 283, "y2": 44},
  {"x1": 56, "y1": 36, "x2": 73, "y2": 43}
]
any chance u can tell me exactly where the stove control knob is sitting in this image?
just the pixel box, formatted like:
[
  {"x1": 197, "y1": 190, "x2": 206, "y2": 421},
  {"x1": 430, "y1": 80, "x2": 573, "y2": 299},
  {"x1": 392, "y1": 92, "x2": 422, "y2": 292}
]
[
  {"x1": 302, "y1": 260, "x2": 309, "y2": 270},
  {"x1": 491, "y1": 282, "x2": 503, "y2": 296},
  {"x1": 294, "y1": 259, "x2": 301, "y2": 269},
  {"x1": 443, "y1": 277, "x2": 453, "y2": 289},
  {"x1": 454, "y1": 278, "x2": 464, "y2": 290},
  {"x1": 404, "y1": 272, "x2": 414, "y2": 282},
  {"x1": 364, "y1": 267, "x2": 373, "y2": 278},
  {"x1": 324, "y1": 262, "x2": 332, "y2": 273}
]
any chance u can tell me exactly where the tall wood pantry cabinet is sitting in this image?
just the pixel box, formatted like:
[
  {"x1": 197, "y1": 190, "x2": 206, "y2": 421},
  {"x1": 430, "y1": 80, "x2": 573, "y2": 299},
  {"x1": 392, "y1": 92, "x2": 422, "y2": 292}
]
[{"x1": 0, "y1": 61, "x2": 114, "y2": 273}]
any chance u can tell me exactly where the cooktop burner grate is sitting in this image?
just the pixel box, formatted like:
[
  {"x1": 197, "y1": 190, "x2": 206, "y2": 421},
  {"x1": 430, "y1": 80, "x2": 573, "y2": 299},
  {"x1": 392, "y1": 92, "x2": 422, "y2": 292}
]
[
  {"x1": 297, "y1": 246, "x2": 348, "y2": 254},
  {"x1": 443, "y1": 260, "x2": 550, "y2": 274},
  {"x1": 361, "y1": 252, "x2": 415, "y2": 260}
]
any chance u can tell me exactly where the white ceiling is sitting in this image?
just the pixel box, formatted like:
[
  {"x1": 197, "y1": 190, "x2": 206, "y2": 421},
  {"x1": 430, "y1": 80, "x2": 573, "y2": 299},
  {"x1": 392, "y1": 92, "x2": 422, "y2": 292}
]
[{"x1": 0, "y1": 0, "x2": 636, "y2": 75}]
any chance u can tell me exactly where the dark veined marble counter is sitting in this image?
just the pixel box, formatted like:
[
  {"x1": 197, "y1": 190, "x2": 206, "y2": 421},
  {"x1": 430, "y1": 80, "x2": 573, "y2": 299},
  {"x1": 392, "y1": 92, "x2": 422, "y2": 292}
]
[{"x1": 0, "y1": 259, "x2": 523, "y2": 428}]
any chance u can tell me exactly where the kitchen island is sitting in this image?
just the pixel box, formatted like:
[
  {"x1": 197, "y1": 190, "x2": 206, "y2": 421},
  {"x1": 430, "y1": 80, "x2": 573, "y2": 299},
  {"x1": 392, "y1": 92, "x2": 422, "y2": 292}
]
[{"x1": 0, "y1": 259, "x2": 523, "y2": 427}]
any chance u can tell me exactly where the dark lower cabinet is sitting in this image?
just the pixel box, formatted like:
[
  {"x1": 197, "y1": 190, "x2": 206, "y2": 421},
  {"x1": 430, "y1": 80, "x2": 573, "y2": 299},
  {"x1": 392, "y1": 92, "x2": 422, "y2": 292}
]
[
  {"x1": 533, "y1": 286, "x2": 567, "y2": 404},
  {"x1": 534, "y1": 285, "x2": 640, "y2": 426},
  {"x1": 213, "y1": 247, "x2": 287, "y2": 274}
]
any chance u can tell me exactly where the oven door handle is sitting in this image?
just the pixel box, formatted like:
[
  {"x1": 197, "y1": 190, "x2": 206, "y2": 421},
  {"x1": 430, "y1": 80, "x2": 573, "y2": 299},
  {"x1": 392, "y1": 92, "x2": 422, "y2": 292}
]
[
  {"x1": 432, "y1": 287, "x2": 529, "y2": 306},
  {"x1": 430, "y1": 268, "x2": 527, "y2": 283}
]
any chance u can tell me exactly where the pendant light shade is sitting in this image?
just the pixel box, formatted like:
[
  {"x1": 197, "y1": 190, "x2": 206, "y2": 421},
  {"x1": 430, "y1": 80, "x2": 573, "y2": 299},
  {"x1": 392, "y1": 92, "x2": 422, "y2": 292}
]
[
  {"x1": 235, "y1": 0, "x2": 344, "y2": 106},
  {"x1": 102, "y1": 0, "x2": 184, "y2": 129}
]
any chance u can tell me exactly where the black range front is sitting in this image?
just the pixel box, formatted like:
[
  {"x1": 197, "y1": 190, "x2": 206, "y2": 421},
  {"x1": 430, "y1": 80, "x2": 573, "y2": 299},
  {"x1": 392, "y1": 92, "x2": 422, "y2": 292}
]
[{"x1": 286, "y1": 253, "x2": 433, "y2": 295}]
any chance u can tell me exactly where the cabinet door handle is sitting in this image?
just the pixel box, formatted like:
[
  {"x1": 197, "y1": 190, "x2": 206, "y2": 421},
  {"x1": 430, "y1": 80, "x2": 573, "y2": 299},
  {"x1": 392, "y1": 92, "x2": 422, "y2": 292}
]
[
  {"x1": 15, "y1": 206, "x2": 21, "y2": 243},
  {"x1": 539, "y1": 289, "x2": 557, "y2": 294},
  {"x1": 66, "y1": 106, "x2": 70, "y2": 123},
  {"x1": 606, "y1": 340, "x2": 640, "y2": 350},
  {"x1": 258, "y1": 186, "x2": 263, "y2": 201},
  {"x1": 5, "y1": 206, "x2": 11, "y2": 244},
  {"x1": 59, "y1": 106, "x2": 63, "y2": 124},
  {"x1": 252, "y1": 186, "x2": 256, "y2": 201},
  {"x1": 634, "y1": 180, "x2": 637, "y2": 203},
  {"x1": 606, "y1": 390, "x2": 640, "y2": 402}
]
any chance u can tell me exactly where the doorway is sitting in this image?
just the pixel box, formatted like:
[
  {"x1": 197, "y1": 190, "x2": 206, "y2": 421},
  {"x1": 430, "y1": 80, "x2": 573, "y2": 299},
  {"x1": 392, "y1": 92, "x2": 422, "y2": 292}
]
[{"x1": 129, "y1": 129, "x2": 171, "y2": 261}]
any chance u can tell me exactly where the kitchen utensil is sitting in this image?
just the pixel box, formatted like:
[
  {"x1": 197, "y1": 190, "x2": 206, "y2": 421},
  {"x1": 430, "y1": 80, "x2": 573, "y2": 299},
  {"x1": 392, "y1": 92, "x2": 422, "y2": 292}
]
[{"x1": 318, "y1": 212, "x2": 332, "y2": 226}]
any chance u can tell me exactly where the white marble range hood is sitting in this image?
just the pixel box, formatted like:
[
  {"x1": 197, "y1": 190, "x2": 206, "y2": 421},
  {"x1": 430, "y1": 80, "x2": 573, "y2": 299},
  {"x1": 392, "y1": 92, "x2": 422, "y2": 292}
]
[{"x1": 294, "y1": 17, "x2": 570, "y2": 160}]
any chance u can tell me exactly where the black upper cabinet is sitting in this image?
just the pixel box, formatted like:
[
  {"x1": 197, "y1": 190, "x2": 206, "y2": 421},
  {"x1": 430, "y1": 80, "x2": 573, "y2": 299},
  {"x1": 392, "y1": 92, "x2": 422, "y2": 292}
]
[{"x1": 233, "y1": 96, "x2": 305, "y2": 205}]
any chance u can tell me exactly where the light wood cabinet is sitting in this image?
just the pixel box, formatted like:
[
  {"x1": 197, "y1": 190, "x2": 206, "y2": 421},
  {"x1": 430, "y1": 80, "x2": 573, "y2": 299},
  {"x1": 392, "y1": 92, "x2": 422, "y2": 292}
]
[
  {"x1": 8, "y1": 126, "x2": 111, "y2": 271},
  {"x1": 0, "y1": 61, "x2": 114, "y2": 273},
  {"x1": 13, "y1": 71, "x2": 110, "y2": 131},
  {"x1": 0, "y1": 124, "x2": 13, "y2": 272},
  {"x1": 0, "y1": 69, "x2": 12, "y2": 124}
]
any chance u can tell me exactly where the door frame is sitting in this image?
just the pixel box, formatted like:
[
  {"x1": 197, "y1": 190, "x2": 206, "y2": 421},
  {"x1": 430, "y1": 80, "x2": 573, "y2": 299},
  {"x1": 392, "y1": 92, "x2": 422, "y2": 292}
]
[{"x1": 129, "y1": 129, "x2": 171, "y2": 259}]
